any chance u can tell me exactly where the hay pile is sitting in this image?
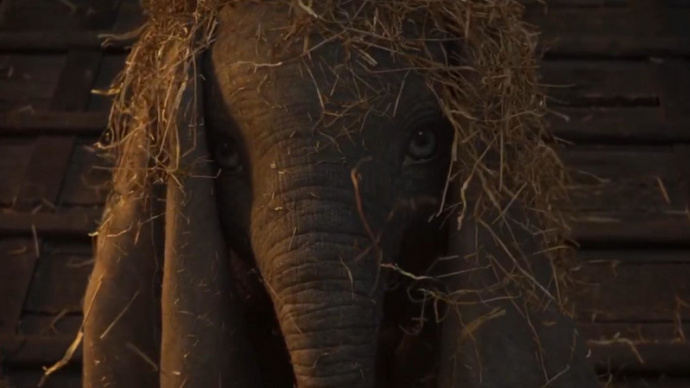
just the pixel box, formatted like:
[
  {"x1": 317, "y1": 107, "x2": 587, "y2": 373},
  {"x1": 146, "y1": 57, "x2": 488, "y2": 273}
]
[{"x1": 101, "y1": 0, "x2": 573, "y2": 332}]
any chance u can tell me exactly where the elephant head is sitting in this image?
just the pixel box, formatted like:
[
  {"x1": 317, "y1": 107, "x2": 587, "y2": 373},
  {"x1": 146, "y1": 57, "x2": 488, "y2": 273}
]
[{"x1": 80, "y1": 2, "x2": 599, "y2": 388}]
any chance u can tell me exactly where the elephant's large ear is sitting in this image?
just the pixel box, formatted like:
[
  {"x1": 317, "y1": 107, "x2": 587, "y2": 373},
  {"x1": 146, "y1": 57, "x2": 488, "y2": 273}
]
[
  {"x1": 158, "y1": 51, "x2": 261, "y2": 387},
  {"x1": 436, "y1": 190, "x2": 599, "y2": 387},
  {"x1": 82, "y1": 75, "x2": 165, "y2": 388}
]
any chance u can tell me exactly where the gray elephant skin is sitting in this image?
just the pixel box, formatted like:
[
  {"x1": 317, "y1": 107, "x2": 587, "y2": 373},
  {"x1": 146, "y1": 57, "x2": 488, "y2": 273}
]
[{"x1": 80, "y1": 2, "x2": 599, "y2": 388}]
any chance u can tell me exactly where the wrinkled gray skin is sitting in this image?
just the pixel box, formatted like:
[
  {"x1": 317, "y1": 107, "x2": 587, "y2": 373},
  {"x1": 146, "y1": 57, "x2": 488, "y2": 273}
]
[
  {"x1": 82, "y1": 1, "x2": 599, "y2": 388},
  {"x1": 204, "y1": 3, "x2": 453, "y2": 387}
]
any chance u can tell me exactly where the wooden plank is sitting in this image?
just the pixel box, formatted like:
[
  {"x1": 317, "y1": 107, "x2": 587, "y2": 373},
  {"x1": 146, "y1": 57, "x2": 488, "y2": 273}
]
[
  {"x1": 582, "y1": 322, "x2": 690, "y2": 373},
  {"x1": 572, "y1": 214, "x2": 690, "y2": 245},
  {"x1": 0, "y1": 85, "x2": 65, "y2": 112},
  {"x1": 526, "y1": 8, "x2": 690, "y2": 38},
  {"x1": 527, "y1": 8, "x2": 647, "y2": 35},
  {"x1": 0, "y1": 138, "x2": 33, "y2": 206},
  {"x1": 8, "y1": 242, "x2": 92, "y2": 318},
  {"x1": 0, "y1": 0, "x2": 120, "y2": 32},
  {"x1": 0, "y1": 239, "x2": 38, "y2": 334},
  {"x1": 50, "y1": 50, "x2": 102, "y2": 112},
  {"x1": 14, "y1": 136, "x2": 75, "y2": 210},
  {"x1": 111, "y1": 0, "x2": 145, "y2": 34},
  {"x1": 578, "y1": 249, "x2": 690, "y2": 264},
  {"x1": 0, "y1": 209, "x2": 101, "y2": 237},
  {"x1": 40, "y1": 240, "x2": 93, "y2": 256},
  {"x1": 549, "y1": 107, "x2": 690, "y2": 143},
  {"x1": 0, "y1": 54, "x2": 65, "y2": 112},
  {"x1": 0, "y1": 53, "x2": 66, "y2": 86},
  {"x1": 1, "y1": 368, "x2": 81, "y2": 388},
  {"x1": 563, "y1": 145, "x2": 685, "y2": 215},
  {"x1": 87, "y1": 53, "x2": 126, "y2": 112},
  {"x1": 78, "y1": 0, "x2": 121, "y2": 31},
  {"x1": 523, "y1": 0, "x2": 690, "y2": 7},
  {"x1": 14, "y1": 49, "x2": 101, "y2": 213},
  {"x1": 526, "y1": 2, "x2": 690, "y2": 57},
  {"x1": 574, "y1": 261, "x2": 690, "y2": 322},
  {"x1": 522, "y1": 0, "x2": 629, "y2": 6},
  {"x1": 540, "y1": 35, "x2": 690, "y2": 57},
  {"x1": 654, "y1": 59, "x2": 690, "y2": 121},
  {"x1": 629, "y1": 0, "x2": 670, "y2": 36},
  {"x1": 0, "y1": 0, "x2": 12, "y2": 25},
  {"x1": 17, "y1": 315, "x2": 82, "y2": 337},
  {"x1": 541, "y1": 61, "x2": 659, "y2": 106},
  {"x1": 603, "y1": 379, "x2": 690, "y2": 388},
  {"x1": 561, "y1": 145, "x2": 687, "y2": 245},
  {"x1": 0, "y1": 111, "x2": 107, "y2": 135},
  {"x1": 59, "y1": 142, "x2": 110, "y2": 207},
  {"x1": 0, "y1": 31, "x2": 131, "y2": 52},
  {"x1": 0, "y1": 0, "x2": 85, "y2": 32},
  {"x1": 24, "y1": 251, "x2": 93, "y2": 314},
  {"x1": 0, "y1": 335, "x2": 80, "y2": 365},
  {"x1": 673, "y1": 145, "x2": 690, "y2": 225}
]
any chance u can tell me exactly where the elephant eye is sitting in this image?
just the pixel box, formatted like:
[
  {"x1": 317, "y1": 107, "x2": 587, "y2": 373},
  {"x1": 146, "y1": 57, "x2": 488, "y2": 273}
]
[
  {"x1": 214, "y1": 138, "x2": 242, "y2": 172},
  {"x1": 406, "y1": 128, "x2": 438, "y2": 162}
]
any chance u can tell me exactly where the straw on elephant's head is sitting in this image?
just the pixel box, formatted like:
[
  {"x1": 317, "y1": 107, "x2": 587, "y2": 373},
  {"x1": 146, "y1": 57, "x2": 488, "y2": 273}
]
[{"x1": 99, "y1": 0, "x2": 575, "y2": 322}]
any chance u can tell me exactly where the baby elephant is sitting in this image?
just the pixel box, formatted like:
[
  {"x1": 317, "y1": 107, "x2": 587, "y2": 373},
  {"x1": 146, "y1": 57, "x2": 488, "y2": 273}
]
[{"x1": 80, "y1": 2, "x2": 599, "y2": 388}]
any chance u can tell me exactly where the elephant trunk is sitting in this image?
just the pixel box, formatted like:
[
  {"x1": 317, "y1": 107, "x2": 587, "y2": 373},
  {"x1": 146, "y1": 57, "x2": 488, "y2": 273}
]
[
  {"x1": 252, "y1": 186, "x2": 388, "y2": 388},
  {"x1": 277, "y1": 260, "x2": 380, "y2": 388}
]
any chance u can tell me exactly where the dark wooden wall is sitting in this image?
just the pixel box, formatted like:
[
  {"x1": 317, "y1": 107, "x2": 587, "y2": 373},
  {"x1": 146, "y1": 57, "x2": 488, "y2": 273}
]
[{"x1": 0, "y1": 0, "x2": 689, "y2": 386}]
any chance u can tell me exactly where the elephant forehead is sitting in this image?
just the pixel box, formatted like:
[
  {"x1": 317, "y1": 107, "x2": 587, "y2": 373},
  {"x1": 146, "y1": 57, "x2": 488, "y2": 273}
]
[
  {"x1": 209, "y1": 2, "x2": 442, "y2": 113},
  {"x1": 206, "y1": 1, "x2": 448, "y2": 163}
]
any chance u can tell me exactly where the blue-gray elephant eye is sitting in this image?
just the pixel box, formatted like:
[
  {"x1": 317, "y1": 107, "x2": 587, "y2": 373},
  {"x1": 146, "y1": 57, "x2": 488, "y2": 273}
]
[
  {"x1": 215, "y1": 139, "x2": 242, "y2": 171},
  {"x1": 407, "y1": 128, "x2": 438, "y2": 161}
]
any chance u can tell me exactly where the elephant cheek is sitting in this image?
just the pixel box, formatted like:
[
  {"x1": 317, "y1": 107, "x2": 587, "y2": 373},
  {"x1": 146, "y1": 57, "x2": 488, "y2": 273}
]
[{"x1": 252, "y1": 200, "x2": 389, "y2": 388}]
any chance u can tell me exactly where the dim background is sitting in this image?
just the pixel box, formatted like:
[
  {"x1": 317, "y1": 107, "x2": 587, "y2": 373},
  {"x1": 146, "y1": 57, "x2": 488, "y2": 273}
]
[{"x1": 0, "y1": 0, "x2": 688, "y2": 386}]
